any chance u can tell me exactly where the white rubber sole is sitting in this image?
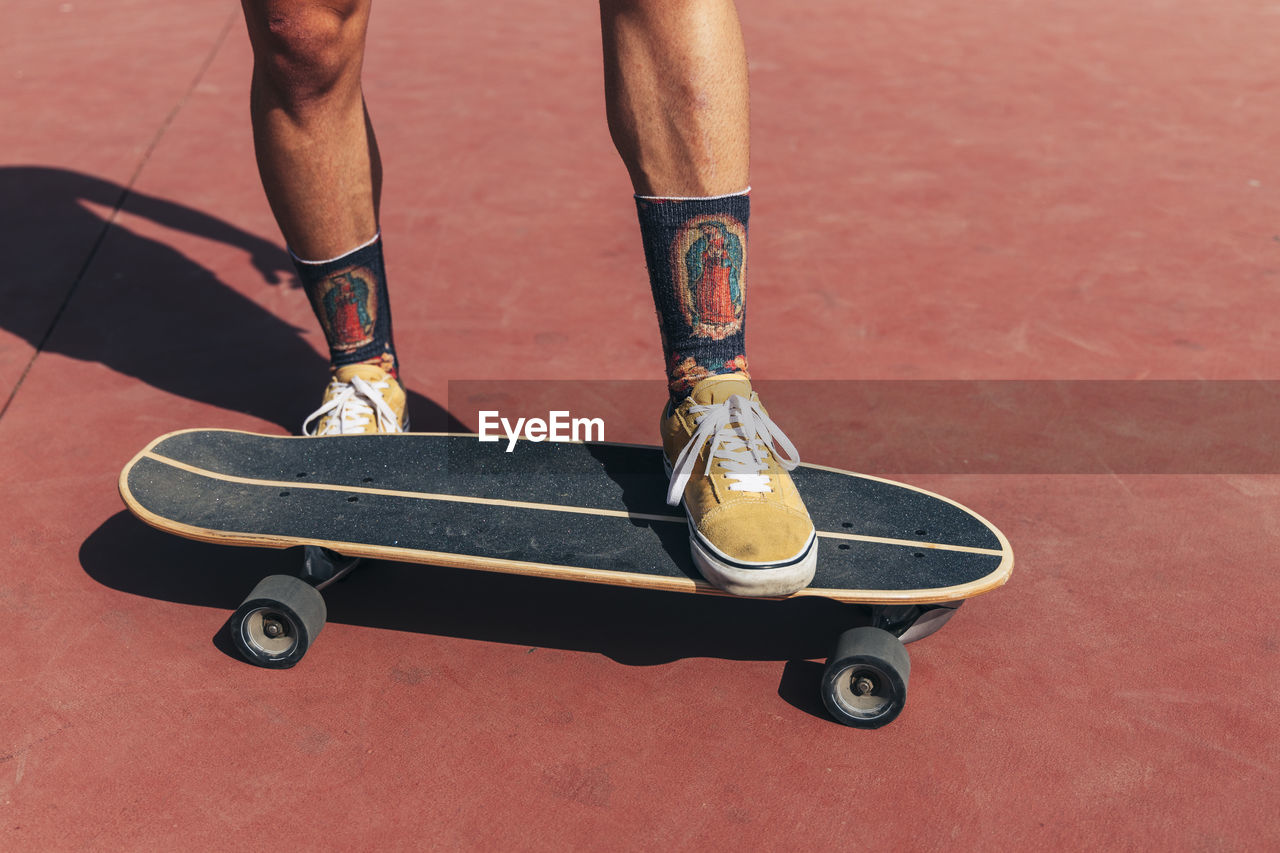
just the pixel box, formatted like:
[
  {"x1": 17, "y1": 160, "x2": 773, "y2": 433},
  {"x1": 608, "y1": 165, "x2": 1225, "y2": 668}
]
[{"x1": 688, "y1": 523, "x2": 817, "y2": 598}]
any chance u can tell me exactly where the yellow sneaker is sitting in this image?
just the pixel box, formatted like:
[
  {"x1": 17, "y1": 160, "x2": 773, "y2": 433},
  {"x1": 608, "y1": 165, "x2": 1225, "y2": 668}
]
[
  {"x1": 302, "y1": 363, "x2": 408, "y2": 436},
  {"x1": 661, "y1": 373, "x2": 816, "y2": 597}
]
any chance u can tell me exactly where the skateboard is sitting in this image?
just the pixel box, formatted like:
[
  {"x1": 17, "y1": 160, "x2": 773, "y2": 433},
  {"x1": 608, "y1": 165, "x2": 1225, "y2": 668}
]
[{"x1": 119, "y1": 429, "x2": 1013, "y2": 728}]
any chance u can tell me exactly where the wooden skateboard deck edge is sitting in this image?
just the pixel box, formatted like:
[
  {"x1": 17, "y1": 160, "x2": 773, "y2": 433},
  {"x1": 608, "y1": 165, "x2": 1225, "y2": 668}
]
[{"x1": 119, "y1": 428, "x2": 1014, "y2": 605}]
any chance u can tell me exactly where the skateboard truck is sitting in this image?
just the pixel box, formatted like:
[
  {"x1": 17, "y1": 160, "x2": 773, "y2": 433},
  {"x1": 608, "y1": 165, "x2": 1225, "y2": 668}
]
[{"x1": 300, "y1": 545, "x2": 362, "y2": 588}]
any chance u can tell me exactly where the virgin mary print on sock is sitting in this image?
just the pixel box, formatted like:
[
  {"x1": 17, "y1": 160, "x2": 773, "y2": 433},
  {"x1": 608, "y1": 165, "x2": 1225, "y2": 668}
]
[{"x1": 672, "y1": 214, "x2": 746, "y2": 341}]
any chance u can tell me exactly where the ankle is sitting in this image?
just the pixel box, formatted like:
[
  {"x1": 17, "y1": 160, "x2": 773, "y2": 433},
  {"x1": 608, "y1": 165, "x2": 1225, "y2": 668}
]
[{"x1": 635, "y1": 192, "x2": 751, "y2": 398}]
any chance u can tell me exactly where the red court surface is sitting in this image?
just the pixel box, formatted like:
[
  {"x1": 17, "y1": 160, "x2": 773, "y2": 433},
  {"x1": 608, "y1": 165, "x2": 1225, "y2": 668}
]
[{"x1": 3, "y1": 0, "x2": 1278, "y2": 848}]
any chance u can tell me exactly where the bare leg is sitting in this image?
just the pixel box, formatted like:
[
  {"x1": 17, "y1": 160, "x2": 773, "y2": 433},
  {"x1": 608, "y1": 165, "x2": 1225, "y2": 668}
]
[
  {"x1": 242, "y1": 0, "x2": 379, "y2": 259},
  {"x1": 242, "y1": 0, "x2": 405, "y2": 436},
  {"x1": 602, "y1": 3, "x2": 814, "y2": 599},
  {"x1": 600, "y1": 0, "x2": 750, "y2": 196}
]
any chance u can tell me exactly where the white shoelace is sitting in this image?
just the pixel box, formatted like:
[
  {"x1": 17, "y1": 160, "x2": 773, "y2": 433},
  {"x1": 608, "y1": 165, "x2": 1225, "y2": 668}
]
[
  {"x1": 666, "y1": 394, "x2": 800, "y2": 506},
  {"x1": 302, "y1": 374, "x2": 403, "y2": 436}
]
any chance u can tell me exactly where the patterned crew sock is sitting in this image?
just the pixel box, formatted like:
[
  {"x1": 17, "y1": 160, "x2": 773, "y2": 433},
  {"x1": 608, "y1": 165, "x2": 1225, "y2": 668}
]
[
  {"x1": 291, "y1": 233, "x2": 399, "y2": 377},
  {"x1": 635, "y1": 191, "x2": 750, "y2": 399}
]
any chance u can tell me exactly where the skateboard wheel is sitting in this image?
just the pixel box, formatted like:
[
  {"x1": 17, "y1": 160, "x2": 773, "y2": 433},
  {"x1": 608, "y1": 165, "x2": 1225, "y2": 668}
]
[
  {"x1": 231, "y1": 574, "x2": 326, "y2": 669},
  {"x1": 821, "y1": 627, "x2": 910, "y2": 729}
]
